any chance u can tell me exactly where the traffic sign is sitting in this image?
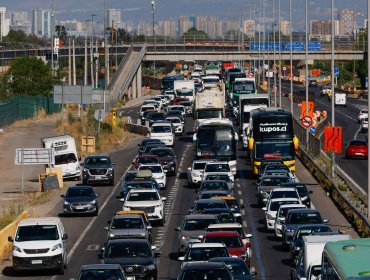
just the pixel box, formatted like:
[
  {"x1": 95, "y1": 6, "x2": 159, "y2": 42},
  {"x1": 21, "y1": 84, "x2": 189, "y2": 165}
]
[
  {"x1": 334, "y1": 67, "x2": 340, "y2": 77},
  {"x1": 301, "y1": 116, "x2": 313, "y2": 128},
  {"x1": 248, "y1": 72, "x2": 254, "y2": 78},
  {"x1": 324, "y1": 126, "x2": 342, "y2": 153},
  {"x1": 283, "y1": 66, "x2": 287, "y2": 71},
  {"x1": 310, "y1": 126, "x2": 316, "y2": 135},
  {"x1": 94, "y1": 109, "x2": 106, "y2": 121},
  {"x1": 300, "y1": 101, "x2": 315, "y2": 119}
]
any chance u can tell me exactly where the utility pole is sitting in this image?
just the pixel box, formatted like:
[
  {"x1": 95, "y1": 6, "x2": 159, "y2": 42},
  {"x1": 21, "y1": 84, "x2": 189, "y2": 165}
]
[
  {"x1": 51, "y1": 1, "x2": 54, "y2": 75},
  {"x1": 84, "y1": 30, "x2": 88, "y2": 86},
  {"x1": 305, "y1": 0, "x2": 309, "y2": 149},
  {"x1": 273, "y1": 0, "x2": 277, "y2": 106},
  {"x1": 104, "y1": 0, "x2": 109, "y2": 88},
  {"x1": 278, "y1": 0, "x2": 282, "y2": 107},
  {"x1": 152, "y1": 0, "x2": 156, "y2": 78},
  {"x1": 90, "y1": 14, "x2": 96, "y2": 88},
  {"x1": 331, "y1": 0, "x2": 336, "y2": 178},
  {"x1": 68, "y1": 37, "x2": 71, "y2": 85},
  {"x1": 290, "y1": 0, "x2": 293, "y2": 114},
  {"x1": 72, "y1": 37, "x2": 76, "y2": 86}
]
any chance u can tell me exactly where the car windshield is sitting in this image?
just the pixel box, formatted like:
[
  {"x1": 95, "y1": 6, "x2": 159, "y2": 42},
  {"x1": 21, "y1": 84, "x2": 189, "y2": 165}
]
[
  {"x1": 208, "y1": 227, "x2": 245, "y2": 238},
  {"x1": 170, "y1": 106, "x2": 185, "y2": 112},
  {"x1": 270, "y1": 191, "x2": 298, "y2": 200},
  {"x1": 55, "y1": 153, "x2": 77, "y2": 165},
  {"x1": 138, "y1": 157, "x2": 159, "y2": 165},
  {"x1": 278, "y1": 207, "x2": 305, "y2": 218},
  {"x1": 195, "y1": 201, "x2": 227, "y2": 211},
  {"x1": 205, "y1": 175, "x2": 231, "y2": 182},
  {"x1": 200, "y1": 192, "x2": 228, "y2": 199},
  {"x1": 197, "y1": 110, "x2": 223, "y2": 119},
  {"x1": 85, "y1": 157, "x2": 111, "y2": 165},
  {"x1": 296, "y1": 227, "x2": 331, "y2": 239},
  {"x1": 261, "y1": 177, "x2": 289, "y2": 186},
  {"x1": 141, "y1": 139, "x2": 162, "y2": 146},
  {"x1": 193, "y1": 162, "x2": 207, "y2": 170},
  {"x1": 181, "y1": 268, "x2": 231, "y2": 280},
  {"x1": 182, "y1": 219, "x2": 218, "y2": 231},
  {"x1": 79, "y1": 269, "x2": 125, "y2": 280},
  {"x1": 285, "y1": 184, "x2": 308, "y2": 195},
  {"x1": 124, "y1": 172, "x2": 137, "y2": 182},
  {"x1": 141, "y1": 106, "x2": 154, "y2": 112},
  {"x1": 149, "y1": 113, "x2": 165, "y2": 121},
  {"x1": 111, "y1": 218, "x2": 144, "y2": 229},
  {"x1": 188, "y1": 247, "x2": 228, "y2": 261},
  {"x1": 270, "y1": 200, "x2": 299, "y2": 211},
  {"x1": 224, "y1": 200, "x2": 239, "y2": 209},
  {"x1": 15, "y1": 225, "x2": 59, "y2": 242},
  {"x1": 205, "y1": 164, "x2": 230, "y2": 172},
  {"x1": 205, "y1": 236, "x2": 242, "y2": 248},
  {"x1": 105, "y1": 243, "x2": 151, "y2": 258},
  {"x1": 152, "y1": 125, "x2": 172, "y2": 133},
  {"x1": 287, "y1": 212, "x2": 322, "y2": 224},
  {"x1": 201, "y1": 182, "x2": 228, "y2": 191},
  {"x1": 223, "y1": 262, "x2": 249, "y2": 277},
  {"x1": 349, "y1": 140, "x2": 367, "y2": 146},
  {"x1": 166, "y1": 118, "x2": 181, "y2": 124},
  {"x1": 127, "y1": 192, "x2": 159, "y2": 201},
  {"x1": 66, "y1": 188, "x2": 94, "y2": 197},
  {"x1": 139, "y1": 165, "x2": 162, "y2": 173},
  {"x1": 151, "y1": 149, "x2": 174, "y2": 157}
]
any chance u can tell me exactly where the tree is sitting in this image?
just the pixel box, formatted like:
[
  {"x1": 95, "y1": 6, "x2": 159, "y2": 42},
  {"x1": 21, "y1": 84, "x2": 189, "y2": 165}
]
[
  {"x1": 3, "y1": 30, "x2": 44, "y2": 45},
  {"x1": 6, "y1": 57, "x2": 53, "y2": 96},
  {"x1": 55, "y1": 25, "x2": 68, "y2": 43},
  {"x1": 182, "y1": 27, "x2": 208, "y2": 40}
]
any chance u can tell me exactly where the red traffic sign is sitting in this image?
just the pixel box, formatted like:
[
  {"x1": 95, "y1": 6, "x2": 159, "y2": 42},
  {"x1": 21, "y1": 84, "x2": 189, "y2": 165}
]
[
  {"x1": 301, "y1": 116, "x2": 313, "y2": 128},
  {"x1": 248, "y1": 72, "x2": 254, "y2": 78},
  {"x1": 324, "y1": 126, "x2": 342, "y2": 153}
]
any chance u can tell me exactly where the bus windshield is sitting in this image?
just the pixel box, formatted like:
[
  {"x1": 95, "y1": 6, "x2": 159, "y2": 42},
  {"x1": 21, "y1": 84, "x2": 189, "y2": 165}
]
[
  {"x1": 233, "y1": 82, "x2": 255, "y2": 93},
  {"x1": 197, "y1": 110, "x2": 223, "y2": 119},
  {"x1": 197, "y1": 127, "x2": 235, "y2": 159},
  {"x1": 255, "y1": 140, "x2": 294, "y2": 161}
]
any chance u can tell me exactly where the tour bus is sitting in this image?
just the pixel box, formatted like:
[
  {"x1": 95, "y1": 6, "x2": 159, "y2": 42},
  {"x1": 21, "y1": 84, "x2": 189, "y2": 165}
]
[
  {"x1": 230, "y1": 77, "x2": 257, "y2": 110},
  {"x1": 248, "y1": 108, "x2": 298, "y2": 175},
  {"x1": 193, "y1": 119, "x2": 238, "y2": 174},
  {"x1": 321, "y1": 238, "x2": 370, "y2": 280}
]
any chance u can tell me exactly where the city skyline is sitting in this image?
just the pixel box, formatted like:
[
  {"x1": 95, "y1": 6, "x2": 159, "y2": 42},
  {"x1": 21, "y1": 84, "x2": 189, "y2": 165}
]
[{"x1": 1, "y1": 0, "x2": 367, "y2": 32}]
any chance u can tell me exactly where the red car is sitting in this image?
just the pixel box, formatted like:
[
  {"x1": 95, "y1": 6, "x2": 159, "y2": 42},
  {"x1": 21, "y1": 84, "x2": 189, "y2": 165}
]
[
  {"x1": 202, "y1": 231, "x2": 250, "y2": 265},
  {"x1": 345, "y1": 139, "x2": 368, "y2": 159},
  {"x1": 131, "y1": 155, "x2": 159, "y2": 170},
  {"x1": 173, "y1": 97, "x2": 189, "y2": 105}
]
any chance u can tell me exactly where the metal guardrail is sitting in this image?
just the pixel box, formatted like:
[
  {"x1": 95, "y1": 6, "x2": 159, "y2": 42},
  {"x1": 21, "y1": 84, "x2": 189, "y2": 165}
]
[
  {"x1": 107, "y1": 44, "x2": 133, "y2": 90},
  {"x1": 117, "y1": 44, "x2": 147, "y2": 101}
]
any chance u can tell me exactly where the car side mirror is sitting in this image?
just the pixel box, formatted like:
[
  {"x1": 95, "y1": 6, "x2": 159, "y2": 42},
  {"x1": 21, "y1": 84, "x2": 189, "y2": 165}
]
[
  {"x1": 147, "y1": 225, "x2": 152, "y2": 230},
  {"x1": 120, "y1": 198, "x2": 125, "y2": 202},
  {"x1": 262, "y1": 207, "x2": 267, "y2": 211},
  {"x1": 245, "y1": 233, "x2": 253, "y2": 238},
  {"x1": 178, "y1": 256, "x2": 185, "y2": 261},
  {"x1": 250, "y1": 267, "x2": 257, "y2": 277},
  {"x1": 96, "y1": 193, "x2": 100, "y2": 197},
  {"x1": 112, "y1": 163, "x2": 116, "y2": 166},
  {"x1": 8, "y1": 236, "x2": 13, "y2": 242},
  {"x1": 154, "y1": 252, "x2": 161, "y2": 258},
  {"x1": 175, "y1": 227, "x2": 180, "y2": 231},
  {"x1": 62, "y1": 234, "x2": 68, "y2": 240},
  {"x1": 161, "y1": 197, "x2": 167, "y2": 201},
  {"x1": 309, "y1": 191, "x2": 313, "y2": 194},
  {"x1": 104, "y1": 226, "x2": 109, "y2": 231},
  {"x1": 60, "y1": 195, "x2": 65, "y2": 198},
  {"x1": 187, "y1": 167, "x2": 191, "y2": 171},
  {"x1": 78, "y1": 156, "x2": 82, "y2": 161},
  {"x1": 323, "y1": 219, "x2": 329, "y2": 223},
  {"x1": 164, "y1": 170, "x2": 168, "y2": 173},
  {"x1": 281, "y1": 220, "x2": 286, "y2": 224},
  {"x1": 151, "y1": 246, "x2": 157, "y2": 250}
]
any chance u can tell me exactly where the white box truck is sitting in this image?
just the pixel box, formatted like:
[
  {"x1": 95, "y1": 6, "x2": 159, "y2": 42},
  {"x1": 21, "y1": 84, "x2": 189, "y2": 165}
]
[
  {"x1": 41, "y1": 135, "x2": 81, "y2": 180},
  {"x1": 174, "y1": 80, "x2": 195, "y2": 102},
  {"x1": 194, "y1": 84, "x2": 225, "y2": 128},
  {"x1": 294, "y1": 234, "x2": 352, "y2": 280}
]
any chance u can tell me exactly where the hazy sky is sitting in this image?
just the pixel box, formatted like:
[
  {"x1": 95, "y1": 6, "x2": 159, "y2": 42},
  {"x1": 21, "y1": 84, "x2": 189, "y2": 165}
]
[{"x1": 2, "y1": 0, "x2": 368, "y2": 30}]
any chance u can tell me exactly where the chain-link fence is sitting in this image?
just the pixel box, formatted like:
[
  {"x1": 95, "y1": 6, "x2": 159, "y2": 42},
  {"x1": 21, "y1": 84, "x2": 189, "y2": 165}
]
[{"x1": 0, "y1": 95, "x2": 61, "y2": 128}]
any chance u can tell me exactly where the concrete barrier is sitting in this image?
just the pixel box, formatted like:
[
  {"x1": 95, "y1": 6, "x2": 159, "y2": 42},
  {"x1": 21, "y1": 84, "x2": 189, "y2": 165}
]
[
  {"x1": 125, "y1": 123, "x2": 148, "y2": 136},
  {"x1": 0, "y1": 210, "x2": 31, "y2": 261}
]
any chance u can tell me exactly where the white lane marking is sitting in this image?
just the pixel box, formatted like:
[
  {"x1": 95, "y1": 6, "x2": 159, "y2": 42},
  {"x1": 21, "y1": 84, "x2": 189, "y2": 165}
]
[
  {"x1": 354, "y1": 126, "x2": 362, "y2": 139},
  {"x1": 49, "y1": 164, "x2": 132, "y2": 280}
]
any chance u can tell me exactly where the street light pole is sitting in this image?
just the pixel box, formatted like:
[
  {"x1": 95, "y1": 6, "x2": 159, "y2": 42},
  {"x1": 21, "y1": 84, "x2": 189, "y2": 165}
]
[
  {"x1": 152, "y1": 0, "x2": 156, "y2": 78},
  {"x1": 273, "y1": 0, "x2": 277, "y2": 106},
  {"x1": 104, "y1": 0, "x2": 109, "y2": 88},
  {"x1": 290, "y1": 0, "x2": 293, "y2": 114},
  {"x1": 305, "y1": 0, "x2": 309, "y2": 149},
  {"x1": 91, "y1": 14, "x2": 96, "y2": 88},
  {"x1": 278, "y1": 0, "x2": 282, "y2": 107},
  {"x1": 331, "y1": 0, "x2": 336, "y2": 178}
]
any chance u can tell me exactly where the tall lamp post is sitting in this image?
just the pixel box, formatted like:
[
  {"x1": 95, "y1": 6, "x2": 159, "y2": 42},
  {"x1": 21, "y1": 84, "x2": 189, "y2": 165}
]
[
  {"x1": 305, "y1": 0, "x2": 309, "y2": 148},
  {"x1": 330, "y1": 0, "x2": 336, "y2": 178},
  {"x1": 90, "y1": 14, "x2": 97, "y2": 88},
  {"x1": 151, "y1": 0, "x2": 156, "y2": 78},
  {"x1": 290, "y1": 0, "x2": 293, "y2": 114},
  {"x1": 115, "y1": 21, "x2": 121, "y2": 69}
]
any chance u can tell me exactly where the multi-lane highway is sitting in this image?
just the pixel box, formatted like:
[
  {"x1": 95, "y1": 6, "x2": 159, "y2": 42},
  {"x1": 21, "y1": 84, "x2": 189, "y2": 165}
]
[
  {"x1": 0, "y1": 100, "x2": 357, "y2": 280},
  {"x1": 277, "y1": 81, "x2": 368, "y2": 191}
]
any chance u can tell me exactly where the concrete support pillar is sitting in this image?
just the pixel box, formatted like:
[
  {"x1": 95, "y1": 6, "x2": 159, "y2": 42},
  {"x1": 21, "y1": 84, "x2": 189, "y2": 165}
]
[
  {"x1": 127, "y1": 86, "x2": 132, "y2": 100},
  {"x1": 136, "y1": 65, "x2": 142, "y2": 98},
  {"x1": 132, "y1": 75, "x2": 137, "y2": 100}
]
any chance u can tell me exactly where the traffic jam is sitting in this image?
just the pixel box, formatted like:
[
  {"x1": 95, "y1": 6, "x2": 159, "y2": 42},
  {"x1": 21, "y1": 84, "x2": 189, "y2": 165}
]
[{"x1": 7, "y1": 61, "x2": 368, "y2": 280}]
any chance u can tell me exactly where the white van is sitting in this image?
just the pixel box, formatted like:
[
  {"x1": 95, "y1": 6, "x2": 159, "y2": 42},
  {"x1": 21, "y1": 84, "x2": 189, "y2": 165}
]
[
  {"x1": 8, "y1": 217, "x2": 68, "y2": 274},
  {"x1": 41, "y1": 135, "x2": 81, "y2": 180}
]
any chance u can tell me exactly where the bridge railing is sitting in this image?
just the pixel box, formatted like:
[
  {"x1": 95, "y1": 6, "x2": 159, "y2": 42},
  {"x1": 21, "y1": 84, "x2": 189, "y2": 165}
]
[{"x1": 107, "y1": 44, "x2": 133, "y2": 90}]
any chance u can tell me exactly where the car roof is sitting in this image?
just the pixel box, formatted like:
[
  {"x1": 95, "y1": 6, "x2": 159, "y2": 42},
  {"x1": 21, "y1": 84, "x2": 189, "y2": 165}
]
[
  {"x1": 208, "y1": 223, "x2": 242, "y2": 229},
  {"x1": 213, "y1": 196, "x2": 236, "y2": 201},
  {"x1": 269, "y1": 198, "x2": 301, "y2": 202},
  {"x1": 279, "y1": 204, "x2": 307, "y2": 209},
  {"x1": 80, "y1": 264, "x2": 123, "y2": 270},
  {"x1": 128, "y1": 189, "x2": 158, "y2": 193},
  {"x1": 67, "y1": 185, "x2": 94, "y2": 190},
  {"x1": 271, "y1": 188, "x2": 298, "y2": 192},
  {"x1": 209, "y1": 257, "x2": 246, "y2": 263},
  {"x1": 18, "y1": 217, "x2": 62, "y2": 226},
  {"x1": 189, "y1": 242, "x2": 226, "y2": 248},
  {"x1": 206, "y1": 161, "x2": 229, "y2": 165},
  {"x1": 151, "y1": 122, "x2": 172, "y2": 126},
  {"x1": 107, "y1": 238, "x2": 149, "y2": 245},
  {"x1": 182, "y1": 262, "x2": 227, "y2": 270},
  {"x1": 287, "y1": 208, "x2": 319, "y2": 214},
  {"x1": 196, "y1": 199, "x2": 227, "y2": 203},
  {"x1": 201, "y1": 180, "x2": 228, "y2": 184},
  {"x1": 113, "y1": 214, "x2": 142, "y2": 219},
  {"x1": 184, "y1": 214, "x2": 219, "y2": 220},
  {"x1": 204, "y1": 231, "x2": 240, "y2": 237},
  {"x1": 138, "y1": 154, "x2": 159, "y2": 158}
]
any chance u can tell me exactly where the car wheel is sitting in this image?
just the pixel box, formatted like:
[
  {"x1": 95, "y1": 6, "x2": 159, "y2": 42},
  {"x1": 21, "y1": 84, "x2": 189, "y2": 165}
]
[
  {"x1": 58, "y1": 263, "x2": 64, "y2": 275},
  {"x1": 93, "y1": 208, "x2": 99, "y2": 216},
  {"x1": 159, "y1": 215, "x2": 165, "y2": 226},
  {"x1": 82, "y1": 180, "x2": 88, "y2": 185},
  {"x1": 109, "y1": 179, "x2": 115, "y2": 186}
]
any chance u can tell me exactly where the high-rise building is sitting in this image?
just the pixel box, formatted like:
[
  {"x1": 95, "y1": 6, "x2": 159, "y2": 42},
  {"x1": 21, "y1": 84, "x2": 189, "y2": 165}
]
[
  {"x1": 0, "y1": 7, "x2": 10, "y2": 41},
  {"x1": 310, "y1": 20, "x2": 339, "y2": 41},
  {"x1": 222, "y1": 20, "x2": 239, "y2": 36},
  {"x1": 158, "y1": 20, "x2": 176, "y2": 37},
  {"x1": 137, "y1": 22, "x2": 153, "y2": 36},
  {"x1": 338, "y1": 9, "x2": 356, "y2": 35},
  {"x1": 107, "y1": 9, "x2": 122, "y2": 29},
  {"x1": 10, "y1": 11, "x2": 31, "y2": 34},
  {"x1": 32, "y1": 9, "x2": 51, "y2": 38},
  {"x1": 179, "y1": 16, "x2": 193, "y2": 36},
  {"x1": 279, "y1": 19, "x2": 291, "y2": 36},
  {"x1": 243, "y1": 20, "x2": 255, "y2": 38},
  {"x1": 196, "y1": 16, "x2": 218, "y2": 38}
]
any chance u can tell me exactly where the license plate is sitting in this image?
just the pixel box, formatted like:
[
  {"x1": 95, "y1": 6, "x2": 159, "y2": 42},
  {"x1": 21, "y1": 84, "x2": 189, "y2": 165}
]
[
  {"x1": 31, "y1": 260, "x2": 42, "y2": 264},
  {"x1": 94, "y1": 176, "x2": 102, "y2": 179},
  {"x1": 76, "y1": 206, "x2": 85, "y2": 210},
  {"x1": 127, "y1": 277, "x2": 136, "y2": 280}
]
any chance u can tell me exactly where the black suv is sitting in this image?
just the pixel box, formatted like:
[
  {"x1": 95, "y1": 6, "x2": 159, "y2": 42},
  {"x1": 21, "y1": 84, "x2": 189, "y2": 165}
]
[
  {"x1": 149, "y1": 147, "x2": 177, "y2": 175},
  {"x1": 100, "y1": 239, "x2": 159, "y2": 280},
  {"x1": 81, "y1": 155, "x2": 115, "y2": 185}
]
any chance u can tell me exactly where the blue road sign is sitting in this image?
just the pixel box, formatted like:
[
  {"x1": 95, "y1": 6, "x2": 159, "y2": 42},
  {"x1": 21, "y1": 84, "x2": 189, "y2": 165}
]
[
  {"x1": 334, "y1": 67, "x2": 340, "y2": 77},
  {"x1": 310, "y1": 126, "x2": 316, "y2": 135}
]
